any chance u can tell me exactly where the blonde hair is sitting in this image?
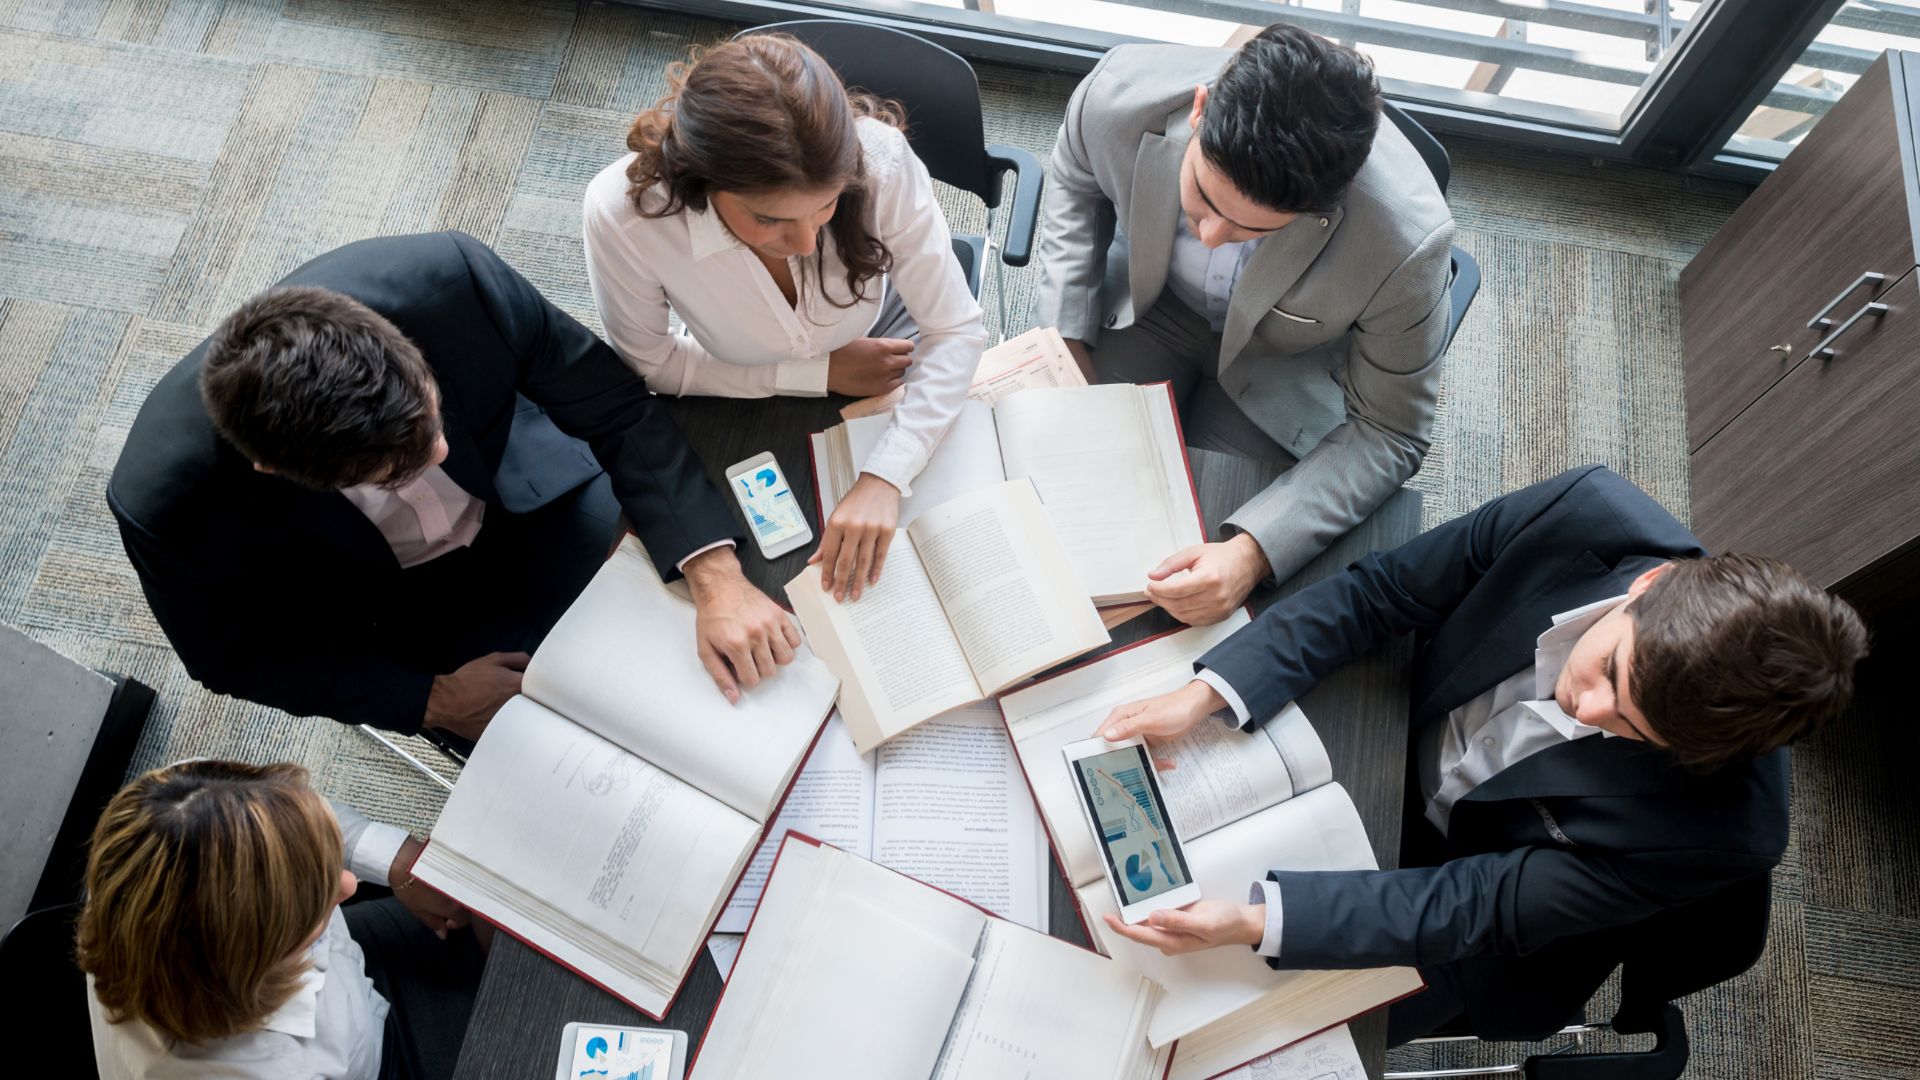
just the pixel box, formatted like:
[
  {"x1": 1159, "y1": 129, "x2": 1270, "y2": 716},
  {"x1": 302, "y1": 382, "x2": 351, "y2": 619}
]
[{"x1": 76, "y1": 760, "x2": 344, "y2": 1045}]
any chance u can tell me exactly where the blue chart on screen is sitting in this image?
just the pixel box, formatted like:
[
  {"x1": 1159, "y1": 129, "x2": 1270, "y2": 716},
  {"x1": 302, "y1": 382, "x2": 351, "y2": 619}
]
[
  {"x1": 1124, "y1": 853, "x2": 1154, "y2": 892},
  {"x1": 1083, "y1": 749, "x2": 1187, "y2": 903}
]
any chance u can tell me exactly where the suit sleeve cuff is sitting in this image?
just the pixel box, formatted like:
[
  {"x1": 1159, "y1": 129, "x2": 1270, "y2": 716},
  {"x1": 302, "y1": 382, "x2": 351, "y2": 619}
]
[
  {"x1": 774, "y1": 355, "x2": 830, "y2": 396},
  {"x1": 1251, "y1": 879, "x2": 1283, "y2": 959},
  {"x1": 349, "y1": 822, "x2": 410, "y2": 888},
  {"x1": 677, "y1": 539, "x2": 737, "y2": 573},
  {"x1": 1194, "y1": 668, "x2": 1252, "y2": 729}
]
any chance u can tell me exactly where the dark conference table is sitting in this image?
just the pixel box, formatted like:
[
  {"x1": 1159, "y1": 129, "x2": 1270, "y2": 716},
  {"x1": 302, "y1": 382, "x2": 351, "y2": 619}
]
[{"x1": 453, "y1": 393, "x2": 1423, "y2": 1079}]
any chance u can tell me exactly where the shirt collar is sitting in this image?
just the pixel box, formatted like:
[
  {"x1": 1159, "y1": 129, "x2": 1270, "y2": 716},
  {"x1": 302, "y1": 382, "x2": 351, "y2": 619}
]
[
  {"x1": 257, "y1": 918, "x2": 335, "y2": 1039},
  {"x1": 1531, "y1": 594, "x2": 1630, "y2": 739},
  {"x1": 685, "y1": 200, "x2": 746, "y2": 262}
]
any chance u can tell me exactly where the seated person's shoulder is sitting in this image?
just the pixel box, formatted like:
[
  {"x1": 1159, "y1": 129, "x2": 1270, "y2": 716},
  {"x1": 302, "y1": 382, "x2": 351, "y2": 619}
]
[
  {"x1": 584, "y1": 152, "x2": 652, "y2": 225},
  {"x1": 1334, "y1": 122, "x2": 1453, "y2": 252},
  {"x1": 855, "y1": 115, "x2": 912, "y2": 182},
  {"x1": 1091, "y1": 42, "x2": 1231, "y2": 104}
]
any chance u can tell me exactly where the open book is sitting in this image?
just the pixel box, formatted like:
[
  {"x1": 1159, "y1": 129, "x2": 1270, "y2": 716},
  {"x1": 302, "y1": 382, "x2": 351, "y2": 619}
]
[
  {"x1": 693, "y1": 836, "x2": 1171, "y2": 1080},
  {"x1": 411, "y1": 538, "x2": 840, "y2": 1018},
  {"x1": 787, "y1": 479, "x2": 1108, "y2": 753},
  {"x1": 999, "y1": 621, "x2": 1424, "y2": 1080},
  {"x1": 812, "y1": 383, "x2": 1205, "y2": 604},
  {"x1": 838, "y1": 325, "x2": 1088, "y2": 420},
  {"x1": 716, "y1": 704, "x2": 1050, "y2": 934}
]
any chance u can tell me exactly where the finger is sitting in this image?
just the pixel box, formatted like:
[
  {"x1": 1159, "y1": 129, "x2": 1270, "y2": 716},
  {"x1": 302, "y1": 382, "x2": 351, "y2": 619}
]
[
  {"x1": 769, "y1": 625, "x2": 796, "y2": 666},
  {"x1": 1101, "y1": 703, "x2": 1144, "y2": 741},
  {"x1": 1145, "y1": 570, "x2": 1210, "y2": 600},
  {"x1": 1148, "y1": 908, "x2": 1205, "y2": 935},
  {"x1": 491, "y1": 651, "x2": 533, "y2": 671},
  {"x1": 781, "y1": 613, "x2": 804, "y2": 651},
  {"x1": 832, "y1": 530, "x2": 861, "y2": 603},
  {"x1": 884, "y1": 354, "x2": 912, "y2": 372},
  {"x1": 882, "y1": 338, "x2": 914, "y2": 354},
  {"x1": 751, "y1": 635, "x2": 776, "y2": 685},
  {"x1": 848, "y1": 533, "x2": 876, "y2": 601},
  {"x1": 1105, "y1": 918, "x2": 1187, "y2": 953},
  {"x1": 870, "y1": 530, "x2": 894, "y2": 585},
  {"x1": 726, "y1": 637, "x2": 762, "y2": 689},
  {"x1": 815, "y1": 528, "x2": 844, "y2": 593},
  {"x1": 1148, "y1": 546, "x2": 1205, "y2": 581},
  {"x1": 1155, "y1": 756, "x2": 1178, "y2": 771},
  {"x1": 699, "y1": 640, "x2": 740, "y2": 705}
]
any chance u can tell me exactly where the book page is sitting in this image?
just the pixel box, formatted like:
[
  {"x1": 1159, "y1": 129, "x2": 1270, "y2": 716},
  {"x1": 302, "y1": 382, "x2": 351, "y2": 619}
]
[
  {"x1": 872, "y1": 703, "x2": 1049, "y2": 933},
  {"x1": 523, "y1": 537, "x2": 839, "y2": 822},
  {"x1": 1209, "y1": 1024, "x2": 1365, "y2": 1080},
  {"x1": 997, "y1": 618, "x2": 1252, "y2": 888},
  {"x1": 823, "y1": 403, "x2": 1006, "y2": 524},
  {"x1": 1160, "y1": 703, "x2": 1331, "y2": 840},
  {"x1": 993, "y1": 384, "x2": 1196, "y2": 603},
  {"x1": 787, "y1": 542, "x2": 982, "y2": 753},
  {"x1": 414, "y1": 697, "x2": 760, "y2": 1011},
  {"x1": 716, "y1": 712, "x2": 876, "y2": 933},
  {"x1": 933, "y1": 919, "x2": 1162, "y2": 1080},
  {"x1": 1081, "y1": 784, "x2": 1420, "y2": 1053},
  {"x1": 906, "y1": 479, "x2": 1109, "y2": 694}
]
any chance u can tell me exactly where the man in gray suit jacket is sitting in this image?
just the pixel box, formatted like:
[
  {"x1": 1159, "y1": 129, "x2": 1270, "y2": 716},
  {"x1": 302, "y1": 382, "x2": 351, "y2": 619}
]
[{"x1": 1032, "y1": 26, "x2": 1454, "y2": 623}]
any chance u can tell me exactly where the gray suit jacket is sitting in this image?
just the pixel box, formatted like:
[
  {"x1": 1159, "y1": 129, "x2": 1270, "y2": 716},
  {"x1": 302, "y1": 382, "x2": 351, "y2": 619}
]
[{"x1": 1032, "y1": 44, "x2": 1455, "y2": 584}]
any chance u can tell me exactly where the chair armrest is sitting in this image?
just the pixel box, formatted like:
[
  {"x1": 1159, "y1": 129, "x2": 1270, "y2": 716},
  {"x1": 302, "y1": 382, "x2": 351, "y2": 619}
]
[{"x1": 985, "y1": 143, "x2": 1044, "y2": 267}]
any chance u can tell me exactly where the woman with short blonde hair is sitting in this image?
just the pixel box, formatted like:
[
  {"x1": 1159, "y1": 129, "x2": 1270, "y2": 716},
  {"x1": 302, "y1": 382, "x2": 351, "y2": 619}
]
[{"x1": 79, "y1": 760, "x2": 482, "y2": 1080}]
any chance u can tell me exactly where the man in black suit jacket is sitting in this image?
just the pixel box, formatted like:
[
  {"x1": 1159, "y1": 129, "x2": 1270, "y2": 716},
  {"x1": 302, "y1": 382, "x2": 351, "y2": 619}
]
[
  {"x1": 110, "y1": 232, "x2": 801, "y2": 746},
  {"x1": 1097, "y1": 466, "x2": 1866, "y2": 1041}
]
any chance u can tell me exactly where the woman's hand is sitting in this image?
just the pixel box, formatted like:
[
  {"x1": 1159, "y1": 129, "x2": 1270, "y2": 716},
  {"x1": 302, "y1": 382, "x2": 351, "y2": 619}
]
[
  {"x1": 809, "y1": 474, "x2": 902, "y2": 602},
  {"x1": 828, "y1": 337, "x2": 913, "y2": 397},
  {"x1": 391, "y1": 836, "x2": 471, "y2": 940}
]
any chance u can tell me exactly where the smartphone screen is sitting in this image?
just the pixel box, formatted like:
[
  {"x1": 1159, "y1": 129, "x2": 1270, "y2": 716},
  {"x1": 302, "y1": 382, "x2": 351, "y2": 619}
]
[
  {"x1": 1071, "y1": 743, "x2": 1194, "y2": 905},
  {"x1": 730, "y1": 459, "x2": 810, "y2": 552}
]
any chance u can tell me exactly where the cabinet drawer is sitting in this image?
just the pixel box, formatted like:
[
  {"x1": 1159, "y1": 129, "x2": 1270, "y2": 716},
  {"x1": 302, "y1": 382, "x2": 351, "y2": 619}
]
[
  {"x1": 1690, "y1": 269, "x2": 1920, "y2": 590},
  {"x1": 1680, "y1": 52, "x2": 1917, "y2": 452}
]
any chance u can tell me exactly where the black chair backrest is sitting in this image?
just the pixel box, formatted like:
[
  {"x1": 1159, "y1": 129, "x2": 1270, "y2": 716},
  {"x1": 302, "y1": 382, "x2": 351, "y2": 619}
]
[
  {"x1": 1382, "y1": 100, "x2": 1451, "y2": 197},
  {"x1": 736, "y1": 20, "x2": 1001, "y2": 207},
  {"x1": 1615, "y1": 873, "x2": 1772, "y2": 1030},
  {"x1": 0, "y1": 903, "x2": 93, "y2": 1073}
]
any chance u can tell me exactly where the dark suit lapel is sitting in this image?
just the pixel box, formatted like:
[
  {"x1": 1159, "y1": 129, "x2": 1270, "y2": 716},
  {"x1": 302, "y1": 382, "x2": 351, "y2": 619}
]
[
  {"x1": 1464, "y1": 731, "x2": 1696, "y2": 805},
  {"x1": 1218, "y1": 204, "x2": 1343, "y2": 373},
  {"x1": 1127, "y1": 107, "x2": 1187, "y2": 316}
]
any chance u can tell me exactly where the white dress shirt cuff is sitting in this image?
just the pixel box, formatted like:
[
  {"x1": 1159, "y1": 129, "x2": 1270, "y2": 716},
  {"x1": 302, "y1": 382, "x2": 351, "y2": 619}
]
[
  {"x1": 1250, "y1": 879, "x2": 1283, "y2": 959},
  {"x1": 1194, "y1": 668, "x2": 1252, "y2": 728},
  {"x1": 856, "y1": 426, "x2": 929, "y2": 498},
  {"x1": 676, "y1": 539, "x2": 737, "y2": 572},
  {"x1": 349, "y1": 822, "x2": 411, "y2": 888},
  {"x1": 774, "y1": 355, "x2": 831, "y2": 396}
]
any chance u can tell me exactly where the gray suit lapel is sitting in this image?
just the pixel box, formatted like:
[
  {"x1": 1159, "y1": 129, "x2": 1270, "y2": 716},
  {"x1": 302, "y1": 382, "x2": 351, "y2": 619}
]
[
  {"x1": 1219, "y1": 204, "x2": 1344, "y2": 374},
  {"x1": 1126, "y1": 106, "x2": 1188, "y2": 318}
]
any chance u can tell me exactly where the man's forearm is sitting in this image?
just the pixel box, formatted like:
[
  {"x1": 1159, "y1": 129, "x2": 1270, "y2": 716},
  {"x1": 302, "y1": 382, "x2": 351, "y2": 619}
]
[{"x1": 1222, "y1": 419, "x2": 1422, "y2": 586}]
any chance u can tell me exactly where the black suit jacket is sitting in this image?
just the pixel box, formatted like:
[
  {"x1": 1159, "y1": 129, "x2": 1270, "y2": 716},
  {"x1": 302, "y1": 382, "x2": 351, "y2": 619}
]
[
  {"x1": 108, "y1": 233, "x2": 740, "y2": 732},
  {"x1": 1199, "y1": 466, "x2": 1788, "y2": 1036}
]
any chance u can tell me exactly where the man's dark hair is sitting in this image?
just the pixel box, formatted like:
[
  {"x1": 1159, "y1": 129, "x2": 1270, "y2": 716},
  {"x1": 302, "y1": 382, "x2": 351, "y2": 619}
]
[
  {"x1": 1629, "y1": 552, "x2": 1869, "y2": 770},
  {"x1": 200, "y1": 286, "x2": 441, "y2": 491},
  {"x1": 1201, "y1": 24, "x2": 1382, "y2": 213}
]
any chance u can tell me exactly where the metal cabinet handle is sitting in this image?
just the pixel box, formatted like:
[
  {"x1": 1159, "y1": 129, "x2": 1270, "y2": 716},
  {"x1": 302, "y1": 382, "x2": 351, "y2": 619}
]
[
  {"x1": 1810, "y1": 300, "x2": 1888, "y2": 358},
  {"x1": 1808, "y1": 271, "x2": 1887, "y2": 328}
]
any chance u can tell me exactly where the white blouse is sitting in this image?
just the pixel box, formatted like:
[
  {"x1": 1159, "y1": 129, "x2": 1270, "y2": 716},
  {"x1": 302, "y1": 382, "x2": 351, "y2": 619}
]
[{"x1": 582, "y1": 118, "x2": 985, "y2": 494}]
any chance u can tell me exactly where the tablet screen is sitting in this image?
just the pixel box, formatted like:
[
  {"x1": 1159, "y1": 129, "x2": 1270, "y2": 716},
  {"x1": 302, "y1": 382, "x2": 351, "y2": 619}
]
[{"x1": 1071, "y1": 743, "x2": 1194, "y2": 906}]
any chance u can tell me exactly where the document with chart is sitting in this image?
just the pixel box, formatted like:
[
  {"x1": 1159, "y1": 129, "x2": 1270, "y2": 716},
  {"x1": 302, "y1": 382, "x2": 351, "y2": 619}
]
[
  {"x1": 812, "y1": 381, "x2": 1205, "y2": 605},
  {"x1": 999, "y1": 620, "x2": 1424, "y2": 1080},
  {"x1": 692, "y1": 836, "x2": 1170, "y2": 1080},
  {"x1": 410, "y1": 536, "x2": 840, "y2": 1019}
]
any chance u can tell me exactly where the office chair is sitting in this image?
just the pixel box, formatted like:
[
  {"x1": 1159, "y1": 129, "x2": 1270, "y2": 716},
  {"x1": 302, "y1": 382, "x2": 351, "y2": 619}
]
[
  {"x1": 1380, "y1": 101, "x2": 1480, "y2": 353},
  {"x1": 0, "y1": 902, "x2": 94, "y2": 1075},
  {"x1": 1385, "y1": 874, "x2": 1774, "y2": 1079},
  {"x1": 734, "y1": 20, "x2": 1046, "y2": 340}
]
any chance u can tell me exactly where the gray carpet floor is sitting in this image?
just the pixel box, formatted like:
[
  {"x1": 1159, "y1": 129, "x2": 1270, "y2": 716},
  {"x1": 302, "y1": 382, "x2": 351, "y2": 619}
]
[{"x1": 2, "y1": 1, "x2": 1914, "y2": 1076}]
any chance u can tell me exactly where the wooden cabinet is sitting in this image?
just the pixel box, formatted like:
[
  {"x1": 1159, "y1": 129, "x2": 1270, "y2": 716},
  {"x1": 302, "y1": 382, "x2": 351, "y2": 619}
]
[{"x1": 1681, "y1": 51, "x2": 1920, "y2": 615}]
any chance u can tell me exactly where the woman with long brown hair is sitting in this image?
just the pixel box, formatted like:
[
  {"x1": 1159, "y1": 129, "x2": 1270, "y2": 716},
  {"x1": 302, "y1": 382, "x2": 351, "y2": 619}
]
[
  {"x1": 79, "y1": 760, "x2": 483, "y2": 1079},
  {"x1": 584, "y1": 34, "x2": 986, "y2": 603}
]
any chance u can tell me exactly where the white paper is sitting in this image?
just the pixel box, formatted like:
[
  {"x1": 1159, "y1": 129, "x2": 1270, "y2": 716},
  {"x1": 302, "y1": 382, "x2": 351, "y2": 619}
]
[
  {"x1": 716, "y1": 713, "x2": 876, "y2": 933},
  {"x1": 873, "y1": 703, "x2": 1049, "y2": 932},
  {"x1": 706, "y1": 933, "x2": 743, "y2": 980},
  {"x1": 1214, "y1": 1025, "x2": 1365, "y2": 1080}
]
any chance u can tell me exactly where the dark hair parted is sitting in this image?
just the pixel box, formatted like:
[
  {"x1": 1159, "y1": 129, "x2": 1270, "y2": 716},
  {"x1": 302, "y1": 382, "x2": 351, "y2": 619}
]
[
  {"x1": 624, "y1": 34, "x2": 903, "y2": 308},
  {"x1": 200, "y1": 286, "x2": 442, "y2": 491},
  {"x1": 1202, "y1": 24, "x2": 1382, "y2": 213},
  {"x1": 1629, "y1": 553, "x2": 1869, "y2": 769},
  {"x1": 77, "y1": 760, "x2": 345, "y2": 1045}
]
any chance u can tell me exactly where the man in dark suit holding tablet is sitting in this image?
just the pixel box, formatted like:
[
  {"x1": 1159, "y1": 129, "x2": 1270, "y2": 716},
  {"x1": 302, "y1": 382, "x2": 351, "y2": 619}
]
[
  {"x1": 1096, "y1": 465, "x2": 1866, "y2": 1042},
  {"x1": 109, "y1": 231, "x2": 801, "y2": 749}
]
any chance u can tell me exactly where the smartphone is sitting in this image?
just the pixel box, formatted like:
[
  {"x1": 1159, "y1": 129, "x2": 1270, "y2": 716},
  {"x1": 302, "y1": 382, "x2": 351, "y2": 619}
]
[
  {"x1": 1063, "y1": 735, "x2": 1201, "y2": 923},
  {"x1": 725, "y1": 451, "x2": 814, "y2": 559}
]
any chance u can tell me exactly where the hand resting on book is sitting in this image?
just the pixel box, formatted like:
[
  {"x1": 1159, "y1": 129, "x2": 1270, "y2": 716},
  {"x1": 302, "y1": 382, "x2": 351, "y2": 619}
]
[
  {"x1": 1143, "y1": 535, "x2": 1272, "y2": 627},
  {"x1": 1102, "y1": 900, "x2": 1265, "y2": 956},
  {"x1": 683, "y1": 546, "x2": 804, "y2": 704},
  {"x1": 1100, "y1": 679, "x2": 1229, "y2": 753},
  {"x1": 810, "y1": 472, "x2": 902, "y2": 602}
]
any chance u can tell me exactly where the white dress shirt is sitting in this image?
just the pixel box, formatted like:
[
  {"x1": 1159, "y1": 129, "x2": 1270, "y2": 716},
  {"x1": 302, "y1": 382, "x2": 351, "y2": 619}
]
[
  {"x1": 1196, "y1": 594, "x2": 1627, "y2": 960},
  {"x1": 1164, "y1": 213, "x2": 1262, "y2": 332},
  {"x1": 582, "y1": 118, "x2": 986, "y2": 494},
  {"x1": 340, "y1": 466, "x2": 486, "y2": 569},
  {"x1": 88, "y1": 802, "x2": 408, "y2": 1080}
]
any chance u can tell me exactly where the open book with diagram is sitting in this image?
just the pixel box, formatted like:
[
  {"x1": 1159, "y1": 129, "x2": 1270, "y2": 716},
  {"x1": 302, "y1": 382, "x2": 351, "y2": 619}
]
[
  {"x1": 812, "y1": 382, "x2": 1205, "y2": 605},
  {"x1": 786, "y1": 479, "x2": 1108, "y2": 752},
  {"x1": 998, "y1": 620, "x2": 1424, "y2": 1080},
  {"x1": 410, "y1": 537, "x2": 840, "y2": 1018},
  {"x1": 692, "y1": 836, "x2": 1172, "y2": 1080}
]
